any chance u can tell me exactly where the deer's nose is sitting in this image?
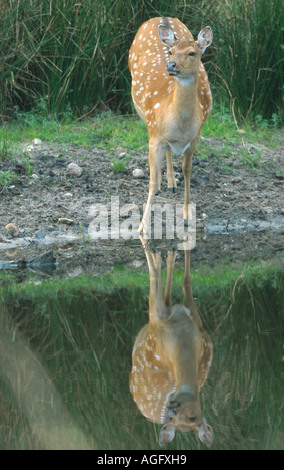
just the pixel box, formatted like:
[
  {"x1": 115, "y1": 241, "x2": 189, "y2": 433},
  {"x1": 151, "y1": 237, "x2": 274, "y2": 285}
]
[{"x1": 167, "y1": 61, "x2": 176, "y2": 73}]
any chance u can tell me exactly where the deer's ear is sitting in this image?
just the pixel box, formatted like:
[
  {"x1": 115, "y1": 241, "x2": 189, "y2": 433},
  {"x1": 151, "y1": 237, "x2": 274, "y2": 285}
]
[
  {"x1": 159, "y1": 424, "x2": 176, "y2": 445},
  {"x1": 158, "y1": 25, "x2": 177, "y2": 48},
  {"x1": 198, "y1": 417, "x2": 214, "y2": 447},
  {"x1": 196, "y1": 27, "x2": 213, "y2": 53}
]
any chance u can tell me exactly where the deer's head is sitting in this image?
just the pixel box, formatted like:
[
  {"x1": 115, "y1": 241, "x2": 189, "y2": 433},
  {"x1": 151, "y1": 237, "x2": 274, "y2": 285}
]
[
  {"x1": 159, "y1": 386, "x2": 213, "y2": 446},
  {"x1": 158, "y1": 25, "x2": 213, "y2": 81}
]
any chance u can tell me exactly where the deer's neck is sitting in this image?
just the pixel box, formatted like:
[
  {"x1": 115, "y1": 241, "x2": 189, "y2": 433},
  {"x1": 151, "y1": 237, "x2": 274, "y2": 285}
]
[
  {"x1": 173, "y1": 342, "x2": 199, "y2": 392},
  {"x1": 172, "y1": 73, "x2": 199, "y2": 120}
]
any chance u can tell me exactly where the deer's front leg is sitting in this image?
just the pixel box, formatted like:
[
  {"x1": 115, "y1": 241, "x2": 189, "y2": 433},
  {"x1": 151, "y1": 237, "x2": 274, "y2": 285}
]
[
  {"x1": 182, "y1": 141, "x2": 197, "y2": 222},
  {"x1": 143, "y1": 242, "x2": 167, "y2": 322},
  {"x1": 139, "y1": 139, "x2": 167, "y2": 236},
  {"x1": 182, "y1": 247, "x2": 203, "y2": 329},
  {"x1": 164, "y1": 250, "x2": 177, "y2": 307},
  {"x1": 182, "y1": 248, "x2": 193, "y2": 309},
  {"x1": 166, "y1": 149, "x2": 177, "y2": 193}
]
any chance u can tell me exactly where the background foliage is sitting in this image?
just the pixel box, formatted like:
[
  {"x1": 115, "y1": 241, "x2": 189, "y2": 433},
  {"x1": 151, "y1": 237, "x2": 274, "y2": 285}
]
[{"x1": 0, "y1": 0, "x2": 283, "y2": 123}]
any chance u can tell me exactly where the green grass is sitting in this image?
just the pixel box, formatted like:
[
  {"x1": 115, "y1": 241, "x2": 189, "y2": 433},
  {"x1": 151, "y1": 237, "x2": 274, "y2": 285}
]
[
  {"x1": 91, "y1": 112, "x2": 148, "y2": 152},
  {"x1": 112, "y1": 159, "x2": 127, "y2": 173},
  {"x1": 202, "y1": 108, "x2": 282, "y2": 145},
  {"x1": 0, "y1": 170, "x2": 16, "y2": 187},
  {"x1": 0, "y1": 108, "x2": 281, "y2": 159},
  {"x1": 0, "y1": 111, "x2": 148, "y2": 153},
  {"x1": 1, "y1": 254, "x2": 282, "y2": 301}
]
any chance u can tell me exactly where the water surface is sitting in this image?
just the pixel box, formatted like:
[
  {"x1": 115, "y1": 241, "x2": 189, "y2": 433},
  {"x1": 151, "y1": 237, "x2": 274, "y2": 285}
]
[{"x1": 0, "y1": 232, "x2": 283, "y2": 450}]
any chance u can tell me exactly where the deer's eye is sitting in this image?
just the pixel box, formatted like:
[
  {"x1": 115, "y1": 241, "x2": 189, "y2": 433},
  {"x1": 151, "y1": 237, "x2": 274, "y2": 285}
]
[{"x1": 189, "y1": 51, "x2": 195, "y2": 56}]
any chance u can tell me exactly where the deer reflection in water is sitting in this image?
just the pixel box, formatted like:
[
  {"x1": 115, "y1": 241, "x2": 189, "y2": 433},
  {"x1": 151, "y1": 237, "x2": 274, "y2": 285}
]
[{"x1": 129, "y1": 241, "x2": 213, "y2": 446}]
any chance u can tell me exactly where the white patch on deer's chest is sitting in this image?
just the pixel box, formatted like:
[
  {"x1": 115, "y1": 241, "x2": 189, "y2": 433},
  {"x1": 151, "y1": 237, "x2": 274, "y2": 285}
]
[
  {"x1": 167, "y1": 140, "x2": 191, "y2": 155},
  {"x1": 164, "y1": 109, "x2": 200, "y2": 155}
]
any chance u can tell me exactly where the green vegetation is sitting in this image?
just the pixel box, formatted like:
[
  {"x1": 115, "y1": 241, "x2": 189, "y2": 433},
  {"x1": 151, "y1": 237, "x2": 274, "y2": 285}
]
[
  {"x1": 0, "y1": 107, "x2": 282, "y2": 152},
  {"x1": 213, "y1": 0, "x2": 284, "y2": 122},
  {"x1": 0, "y1": 255, "x2": 281, "y2": 297},
  {"x1": 0, "y1": 0, "x2": 283, "y2": 123},
  {"x1": 112, "y1": 159, "x2": 127, "y2": 173},
  {"x1": 0, "y1": 170, "x2": 16, "y2": 187},
  {"x1": 0, "y1": 110, "x2": 148, "y2": 151},
  {"x1": 0, "y1": 127, "x2": 10, "y2": 160}
]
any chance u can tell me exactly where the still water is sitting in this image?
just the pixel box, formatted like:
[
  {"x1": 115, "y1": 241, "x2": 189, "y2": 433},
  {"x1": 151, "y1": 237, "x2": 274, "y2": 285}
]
[{"x1": 0, "y1": 233, "x2": 283, "y2": 450}]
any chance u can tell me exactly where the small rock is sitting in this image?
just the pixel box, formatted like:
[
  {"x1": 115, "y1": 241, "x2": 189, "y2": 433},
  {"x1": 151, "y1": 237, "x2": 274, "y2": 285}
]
[
  {"x1": 231, "y1": 177, "x2": 242, "y2": 183},
  {"x1": 32, "y1": 138, "x2": 42, "y2": 145},
  {"x1": 58, "y1": 217, "x2": 74, "y2": 225},
  {"x1": 132, "y1": 168, "x2": 145, "y2": 179},
  {"x1": 66, "y1": 162, "x2": 83, "y2": 177},
  {"x1": 68, "y1": 266, "x2": 84, "y2": 277},
  {"x1": 31, "y1": 173, "x2": 39, "y2": 180},
  {"x1": 26, "y1": 138, "x2": 42, "y2": 152},
  {"x1": 63, "y1": 192, "x2": 73, "y2": 198}
]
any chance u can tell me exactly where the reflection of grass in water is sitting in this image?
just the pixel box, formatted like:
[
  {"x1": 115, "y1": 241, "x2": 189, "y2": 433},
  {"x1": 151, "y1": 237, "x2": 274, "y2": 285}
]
[
  {"x1": 0, "y1": 285, "x2": 151, "y2": 449},
  {"x1": 198, "y1": 272, "x2": 284, "y2": 450},
  {"x1": 0, "y1": 264, "x2": 283, "y2": 449}
]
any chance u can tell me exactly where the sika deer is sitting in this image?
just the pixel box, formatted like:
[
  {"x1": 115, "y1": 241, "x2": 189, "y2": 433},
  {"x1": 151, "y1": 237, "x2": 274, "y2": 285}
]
[
  {"x1": 129, "y1": 241, "x2": 213, "y2": 446},
  {"x1": 129, "y1": 17, "x2": 213, "y2": 234}
]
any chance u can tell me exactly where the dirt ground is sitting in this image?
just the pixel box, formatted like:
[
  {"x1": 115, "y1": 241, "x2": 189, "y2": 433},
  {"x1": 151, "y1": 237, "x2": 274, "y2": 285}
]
[{"x1": 0, "y1": 133, "x2": 283, "y2": 278}]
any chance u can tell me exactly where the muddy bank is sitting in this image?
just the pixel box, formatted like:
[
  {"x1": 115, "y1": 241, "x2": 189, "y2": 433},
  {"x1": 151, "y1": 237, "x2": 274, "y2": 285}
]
[{"x1": 0, "y1": 135, "x2": 283, "y2": 278}]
